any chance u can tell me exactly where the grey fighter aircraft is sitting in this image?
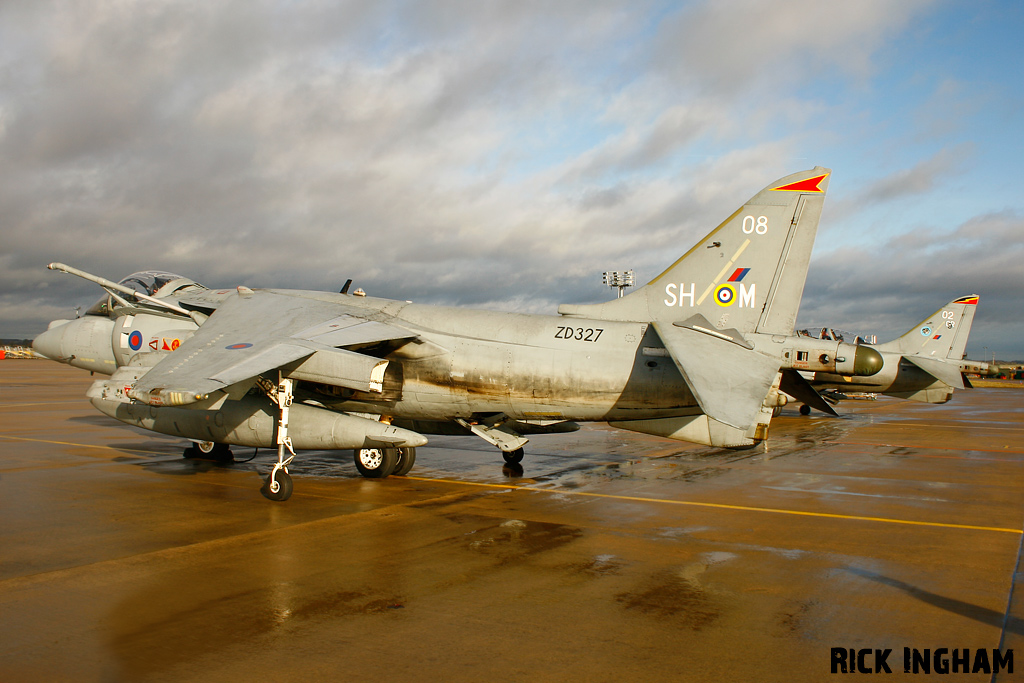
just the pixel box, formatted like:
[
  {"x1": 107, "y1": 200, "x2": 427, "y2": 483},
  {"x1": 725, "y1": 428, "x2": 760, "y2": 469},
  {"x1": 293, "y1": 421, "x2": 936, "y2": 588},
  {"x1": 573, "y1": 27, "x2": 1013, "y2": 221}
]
[
  {"x1": 36, "y1": 167, "x2": 884, "y2": 501},
  {"x1": 793, "y1": 295, "x2": 980, "y2": 410}
]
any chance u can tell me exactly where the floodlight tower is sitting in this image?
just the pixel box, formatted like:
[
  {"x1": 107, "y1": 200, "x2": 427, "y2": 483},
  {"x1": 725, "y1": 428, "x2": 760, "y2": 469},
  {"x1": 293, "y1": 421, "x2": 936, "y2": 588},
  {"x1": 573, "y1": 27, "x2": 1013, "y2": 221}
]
[{"x1": 602, "y1": 270, "x2": 635, "y2": 298}]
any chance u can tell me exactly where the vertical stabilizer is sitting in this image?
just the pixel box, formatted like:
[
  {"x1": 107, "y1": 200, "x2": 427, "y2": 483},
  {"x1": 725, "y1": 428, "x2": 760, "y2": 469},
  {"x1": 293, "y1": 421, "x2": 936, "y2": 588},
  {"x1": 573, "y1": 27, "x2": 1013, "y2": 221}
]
[
  {"x1": 559, "y1": 167, "x2": 830, "y2": 337},
  {"x1": 560, "y1": 168, "x2": 832, "y2": 435},
  {"x1": 876, "y1": 295, "x2": 980, "y2": 359}
]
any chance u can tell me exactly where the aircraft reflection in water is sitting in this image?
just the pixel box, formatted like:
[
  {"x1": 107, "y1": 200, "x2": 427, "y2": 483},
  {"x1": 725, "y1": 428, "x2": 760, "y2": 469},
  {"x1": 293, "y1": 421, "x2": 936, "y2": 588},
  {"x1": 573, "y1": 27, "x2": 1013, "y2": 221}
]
[{"x1": 37, "y1": 167, "x2": 900, "y2": 501}]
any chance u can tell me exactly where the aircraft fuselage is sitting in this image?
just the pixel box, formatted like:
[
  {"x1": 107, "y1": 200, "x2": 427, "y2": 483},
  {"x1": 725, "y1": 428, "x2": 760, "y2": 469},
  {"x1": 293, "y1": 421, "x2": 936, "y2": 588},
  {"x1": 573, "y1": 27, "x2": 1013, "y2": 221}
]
[{"x1": 324, "y1": 299, "x2": 699, "y2": 422}]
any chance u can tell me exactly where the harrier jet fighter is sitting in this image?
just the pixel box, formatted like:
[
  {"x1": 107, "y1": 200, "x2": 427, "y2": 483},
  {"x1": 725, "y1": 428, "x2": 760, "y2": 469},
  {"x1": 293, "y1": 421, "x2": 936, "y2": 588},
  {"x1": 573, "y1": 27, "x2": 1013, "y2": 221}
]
[
  {"x1": 795, "y1": 295, "x2": 980, "y2": 410},
  {"x1": 39, "y1": 167, "x2": 875, "y2": 501}
]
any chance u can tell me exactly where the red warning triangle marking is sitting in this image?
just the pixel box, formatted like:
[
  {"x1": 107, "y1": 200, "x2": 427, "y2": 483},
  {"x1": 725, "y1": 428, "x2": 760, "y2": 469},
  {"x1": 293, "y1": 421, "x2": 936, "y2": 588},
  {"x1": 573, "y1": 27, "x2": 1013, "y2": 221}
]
[{"x1": 771, "y1": 173, "x2": 828, "y2": 192}]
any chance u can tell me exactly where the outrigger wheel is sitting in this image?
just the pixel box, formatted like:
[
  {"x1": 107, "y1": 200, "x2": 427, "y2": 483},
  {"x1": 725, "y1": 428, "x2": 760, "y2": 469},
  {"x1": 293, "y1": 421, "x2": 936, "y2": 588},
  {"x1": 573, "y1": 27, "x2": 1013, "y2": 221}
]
[
  {"x1": 502, "y1": 448, "x2": 525, "y2": 465},
  {"x1": 183, "y1": 441, "x2": 234, "y2": 463}
]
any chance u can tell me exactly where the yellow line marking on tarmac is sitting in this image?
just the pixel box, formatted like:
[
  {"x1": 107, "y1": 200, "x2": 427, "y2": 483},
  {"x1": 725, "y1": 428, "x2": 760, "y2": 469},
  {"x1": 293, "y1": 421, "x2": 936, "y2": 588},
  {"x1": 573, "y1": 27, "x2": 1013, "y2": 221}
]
[
  {"x1": 865, "y1": 422, "x2": 1024, "y2": 433},
  {"x1": 0, "y1": 434, "x2": 169, "y2": 456},
  {"x1": 839, "y1": 441, "x2": 1024, "y2": 457},
  {"x1": 403, "y1": 475, "x2": 1023, "y2": 535},
  {"x1": 5, "y1": 433, "x2": 1019, "y2": 534}
]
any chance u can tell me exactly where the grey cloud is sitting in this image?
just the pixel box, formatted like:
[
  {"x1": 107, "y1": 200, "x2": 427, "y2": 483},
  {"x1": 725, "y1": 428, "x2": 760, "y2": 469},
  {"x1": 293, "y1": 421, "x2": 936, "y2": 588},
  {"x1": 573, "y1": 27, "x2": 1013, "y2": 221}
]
[
  {"x1": 850, "y1": 145, "x2": 971, "y2": 205},
  {"x1": 651, "y1": 0, "x2": 936, "y2": 94},
  {"x1": 798, "y1": 210, "x2": 1024, "y2": 359},
  {"x1": 3, "y1": 0, "x2": 1016, "y2": 365}
]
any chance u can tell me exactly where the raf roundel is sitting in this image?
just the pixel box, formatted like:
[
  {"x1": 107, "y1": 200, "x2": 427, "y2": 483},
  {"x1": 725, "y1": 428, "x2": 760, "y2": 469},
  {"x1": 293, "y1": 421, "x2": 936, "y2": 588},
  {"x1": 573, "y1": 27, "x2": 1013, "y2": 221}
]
[
  {"x1": 128, "y1": 331, "x2": 143, "y2": 351},
  {"x1": 226, "y1": 343, "x2": 254, "y2": 350},
  {"x1": 714, "y1": 284, "x2": 736, "y2": 307}
]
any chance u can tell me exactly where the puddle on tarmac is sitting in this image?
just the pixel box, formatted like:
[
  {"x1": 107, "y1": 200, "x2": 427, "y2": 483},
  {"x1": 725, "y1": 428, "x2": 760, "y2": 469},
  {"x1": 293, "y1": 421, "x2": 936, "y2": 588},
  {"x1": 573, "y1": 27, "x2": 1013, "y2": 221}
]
[
  {"x1": 615, "y1": 568, "x2": 725, "y2": 630},
  {"x1": 565, "y1": 553, "x2": 627, "y2": 577},
  {"x1": 463, "y1": 519, "x2": 584, "y2": 564}
]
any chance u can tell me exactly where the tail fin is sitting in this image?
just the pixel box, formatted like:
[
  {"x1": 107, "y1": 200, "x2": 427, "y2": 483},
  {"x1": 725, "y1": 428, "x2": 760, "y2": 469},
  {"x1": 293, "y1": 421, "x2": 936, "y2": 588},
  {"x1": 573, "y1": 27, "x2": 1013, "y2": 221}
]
[
  {"x1": 563, "y1": 168, "x2": 831, "y2": 439},
  {"x1": 559, "y1": 167, "x2": 831, "y2": 335},
  {"x1": 876, "y1": 295, "x2": 980, "y2": 359},
  {"x1": 876, "y1": 295, "x2": 980, "y2": 390}
]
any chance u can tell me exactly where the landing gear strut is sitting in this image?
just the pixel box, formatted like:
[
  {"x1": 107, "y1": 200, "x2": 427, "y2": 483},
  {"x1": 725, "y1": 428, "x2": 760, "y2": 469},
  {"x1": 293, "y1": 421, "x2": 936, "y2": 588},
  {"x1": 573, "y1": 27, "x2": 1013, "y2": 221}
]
[{"x1": 261, "y1": 374, "x2": 296, "y2": 501}]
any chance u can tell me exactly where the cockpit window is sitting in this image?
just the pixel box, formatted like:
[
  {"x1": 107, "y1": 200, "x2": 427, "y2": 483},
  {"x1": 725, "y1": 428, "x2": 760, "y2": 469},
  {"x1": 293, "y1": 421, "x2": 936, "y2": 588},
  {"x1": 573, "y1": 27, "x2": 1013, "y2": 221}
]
[{"x1": 119, "y1": 271, "x2": 188, "y2": 296}]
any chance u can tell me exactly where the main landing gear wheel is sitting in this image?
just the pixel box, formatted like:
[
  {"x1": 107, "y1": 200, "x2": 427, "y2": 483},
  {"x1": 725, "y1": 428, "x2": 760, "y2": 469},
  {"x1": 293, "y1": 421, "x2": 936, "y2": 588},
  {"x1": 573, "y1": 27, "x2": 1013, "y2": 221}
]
[
  {"x1": 392, "y1": 446, "x2": 417, "y2": 476},
  {"x1": 261, "y1": 469, "x2": 293, "y2": 501},
  {"x1": 354, "y1": 447, "x2": 398, "y2": 478},
  {"x1": 799, "y1": 404, "x2": 811, "y2": 416},
  {"x1": 502, "y1": 448, "x2": 525, "y2": 465}
]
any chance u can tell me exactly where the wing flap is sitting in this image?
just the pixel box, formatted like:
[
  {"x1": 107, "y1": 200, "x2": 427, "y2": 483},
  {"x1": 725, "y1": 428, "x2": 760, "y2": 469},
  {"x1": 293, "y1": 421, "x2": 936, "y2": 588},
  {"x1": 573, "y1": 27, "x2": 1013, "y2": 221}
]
[{"x1": 652, "y1": 321, "x2": 780, "y2": 430}]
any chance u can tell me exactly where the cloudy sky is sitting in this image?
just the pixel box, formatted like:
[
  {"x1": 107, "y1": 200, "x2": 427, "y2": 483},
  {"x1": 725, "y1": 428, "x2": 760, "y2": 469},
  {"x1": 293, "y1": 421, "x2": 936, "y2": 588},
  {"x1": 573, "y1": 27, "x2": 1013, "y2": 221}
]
[{"x1": 2, "y1": 1, "x2": 1021, "y2": 359}]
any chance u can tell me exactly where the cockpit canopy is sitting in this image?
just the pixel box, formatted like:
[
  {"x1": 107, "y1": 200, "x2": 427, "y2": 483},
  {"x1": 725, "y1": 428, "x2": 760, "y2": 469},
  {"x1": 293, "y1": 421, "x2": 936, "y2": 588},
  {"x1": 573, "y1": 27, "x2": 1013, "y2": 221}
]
[
  {"x1": 796, "y1": 327, "x2": 877, "y2": 345},
  {"x1": 86, "y1": 271, "x2": 207, "y2": 317}
]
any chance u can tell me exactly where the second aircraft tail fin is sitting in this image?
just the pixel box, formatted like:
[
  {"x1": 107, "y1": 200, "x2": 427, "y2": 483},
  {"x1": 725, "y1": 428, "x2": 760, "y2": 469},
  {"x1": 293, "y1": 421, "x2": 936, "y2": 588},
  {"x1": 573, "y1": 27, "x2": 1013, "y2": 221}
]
[{"x1": 876, "y1": 295, "x2": 980, "y2": 360}]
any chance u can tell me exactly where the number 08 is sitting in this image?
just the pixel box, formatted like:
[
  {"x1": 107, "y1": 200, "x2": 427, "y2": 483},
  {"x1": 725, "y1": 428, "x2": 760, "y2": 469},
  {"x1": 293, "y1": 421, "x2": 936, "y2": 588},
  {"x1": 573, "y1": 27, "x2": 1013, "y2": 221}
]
[{"x1": 742, "y1": 215, "x2": 768, "y2": 234}]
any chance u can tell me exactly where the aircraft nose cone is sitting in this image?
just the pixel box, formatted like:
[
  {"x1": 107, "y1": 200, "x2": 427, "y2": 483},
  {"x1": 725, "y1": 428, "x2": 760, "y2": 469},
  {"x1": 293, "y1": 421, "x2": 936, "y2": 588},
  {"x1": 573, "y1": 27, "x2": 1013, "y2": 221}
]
[
  {"x1": 853, "y1": 345, "x2": 884, "y2": 377},
  {"x1": 32, "y1": 321, "x2": 71, "y2": 361}
]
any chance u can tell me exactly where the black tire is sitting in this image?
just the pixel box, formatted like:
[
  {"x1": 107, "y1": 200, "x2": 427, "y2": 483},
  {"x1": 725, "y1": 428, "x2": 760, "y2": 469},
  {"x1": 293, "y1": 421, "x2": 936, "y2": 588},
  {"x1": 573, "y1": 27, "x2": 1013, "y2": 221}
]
[
  {"x1": 502, "y1": 448, "x2": 525, "y2": 465},
  {"x1": 260, "y1": 470, "x2": 293, "y2": 501},
  {"x1": 354, "y1": 447, "x2": 398, "y2": 478},
  {"x1": 210, "y1": 443, "x2": 234, "y2": 463},
  {"x1": 799, "y1": 404, "x2": 811, "y2": 416},
  {"x1": 185, "y1": 442, "x2": 234, "y2": 463},
  {"x1": 392, "y1": 447, "x2": 417, "y2": 476}
]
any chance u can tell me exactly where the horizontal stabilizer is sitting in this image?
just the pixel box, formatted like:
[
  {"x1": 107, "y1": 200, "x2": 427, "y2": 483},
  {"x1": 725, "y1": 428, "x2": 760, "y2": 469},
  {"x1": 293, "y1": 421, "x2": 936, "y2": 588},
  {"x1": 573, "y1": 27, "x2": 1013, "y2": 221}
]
[
  {"x1": 653, "y1": 321, "x2": 779, "y2": 430},
  {"x1": 610, "y1": 414, "x2": 760, "y2": 449},
  {"x1": 778, "y1": 368, "x2": 838, "y2": 416},
  {"x1": 903, "y1": 355, "x2": 964, "y2": 389}
]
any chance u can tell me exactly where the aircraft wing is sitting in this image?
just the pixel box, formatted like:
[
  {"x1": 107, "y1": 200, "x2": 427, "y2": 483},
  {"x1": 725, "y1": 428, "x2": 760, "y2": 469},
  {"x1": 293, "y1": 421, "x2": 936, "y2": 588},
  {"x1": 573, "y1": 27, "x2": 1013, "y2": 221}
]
[
  {"x1": 653, "y1": 318, "x2": 781, "y2": 430},
  {"x1": 128, "y1": 289, "x2": 417, "y2": 406}
]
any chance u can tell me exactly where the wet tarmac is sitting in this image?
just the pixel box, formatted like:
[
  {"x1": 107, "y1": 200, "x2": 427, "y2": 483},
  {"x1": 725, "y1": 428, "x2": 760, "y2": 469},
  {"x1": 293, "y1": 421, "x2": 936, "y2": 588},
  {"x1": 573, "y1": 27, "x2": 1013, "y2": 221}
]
[{"x1": 1, "y1": 360, "x2": 1023, "y2": 682}]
